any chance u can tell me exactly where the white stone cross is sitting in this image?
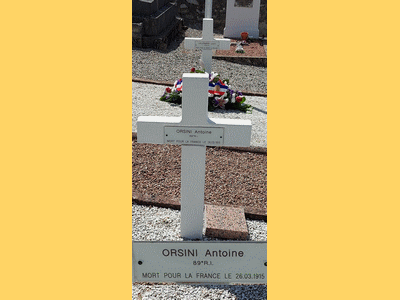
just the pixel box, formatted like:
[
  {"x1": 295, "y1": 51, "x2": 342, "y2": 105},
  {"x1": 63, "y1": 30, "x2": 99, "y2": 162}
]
[
  {"x1": 205, "y1": 0, "x2": 212, "y2": 18},
  {"x1": 137, "y1": 74, "x2": 251, "y2": 239},
  {"x1": 184, "y1": 18, "x2": 231, "y2": 74}
]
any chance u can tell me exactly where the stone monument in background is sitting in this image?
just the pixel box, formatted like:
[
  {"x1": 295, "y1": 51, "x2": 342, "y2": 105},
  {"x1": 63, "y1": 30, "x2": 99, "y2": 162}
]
[
  {"x1": 132, "y1": 0, "x2": 184, "y2": 50},
  {"x1": 224, "y1": 0, "x2": 260, "y2": 38}
]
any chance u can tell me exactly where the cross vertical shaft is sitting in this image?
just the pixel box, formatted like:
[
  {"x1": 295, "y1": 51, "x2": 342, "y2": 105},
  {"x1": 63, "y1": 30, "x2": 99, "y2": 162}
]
[
  {"x1": 181, "y1": 73, "x2": 209, "y2": 125},
  {"x1": 201, "y1": 18, "x2": 213, "y2": 74},
  {"x1": 180, "y1": 73, "x2": 209, "y2": 239},
  {"x1": 184, "y1": 18, "x2": 231, "y2": 74},
  {"x1": 205, "y1": 0, "x2": 212, "y2": 18},
  {"x1": 181, "y1": 144, "x2": 206, "y2": 239}
]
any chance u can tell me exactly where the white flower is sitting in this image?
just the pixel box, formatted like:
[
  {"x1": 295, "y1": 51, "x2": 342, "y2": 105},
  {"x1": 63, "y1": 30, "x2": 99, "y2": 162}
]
[
  {"x1": 210, "y1": 72, "x2": 219, "y2": 81},
  {"x1": 215, "y1": 97, "x2": 228, "y2": 108}
]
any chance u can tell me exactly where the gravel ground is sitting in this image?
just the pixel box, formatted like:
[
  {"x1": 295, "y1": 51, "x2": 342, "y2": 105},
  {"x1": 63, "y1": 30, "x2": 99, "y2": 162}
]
[
  {"x1": 132, "y1": 27, "x2": 267, "y2": 94},
  {"x1": 132, "y1": 82, "x2": 267, "y2": 148},
  {"x1": 132, "y1": 204, "x2": 267, "y2": 300},
  {"x1": 132, "y1": 140, "x2": 267, "y2": 212},
  {"x1": 132, "y1": 205, "x2": 267, "y2": 242},
  {"x1": 133, "y1": 282, "x2": 267, "y2": 300}
]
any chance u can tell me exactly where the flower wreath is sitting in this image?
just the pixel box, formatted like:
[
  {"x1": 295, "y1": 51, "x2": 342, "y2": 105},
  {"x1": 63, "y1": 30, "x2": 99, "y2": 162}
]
[{"x1": 160, "y1": 68, "x2": 252, "y2": 113}]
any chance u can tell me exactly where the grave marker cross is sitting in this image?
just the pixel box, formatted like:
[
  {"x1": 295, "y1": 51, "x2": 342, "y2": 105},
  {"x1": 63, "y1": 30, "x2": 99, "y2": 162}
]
[
  {"x1": 137, "y1": 74, "x2": 251, "y2": 239},
  {"x1": 184, "y1": 18, "x2": 231, "y2": 74},
  {"x1": 205, "y1": 0, "x2": 212, "y2": 18}
]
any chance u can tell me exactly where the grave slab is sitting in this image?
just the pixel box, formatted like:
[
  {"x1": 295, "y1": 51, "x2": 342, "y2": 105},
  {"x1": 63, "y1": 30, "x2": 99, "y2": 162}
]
[
  {"x1": 133, "y1": 2, "x2": 178, "y2": 37},
  {"x1": 205, "y1": 204, "x2": 249, "y2": 240},
  {"x1": 132, "y1": 0, "x2": 183, "y2": 49},
  {"x1": 132, "y1": 0, "x2": 170, "y2": 16},
  {"x1": 213, "y1": 38, "x2": 267, "y2": 67},
  {"x1": 144, "y1": 2, "x2": 178, "y2": 36},
  {"x1": 134, "y1": 17, "x2": 183, "y2": 50}
]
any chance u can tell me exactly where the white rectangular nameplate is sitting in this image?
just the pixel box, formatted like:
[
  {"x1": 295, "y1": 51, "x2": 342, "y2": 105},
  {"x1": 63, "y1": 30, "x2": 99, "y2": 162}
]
[
  {"x1": 195, "y1": 40, "x2": 220, "y2": 50},
  {"x1": 164, "y1": 126, "x2": 224, "y2": 146},
  {"x1": 133, "y1": 241, "x2": 267, "y2": 284}
]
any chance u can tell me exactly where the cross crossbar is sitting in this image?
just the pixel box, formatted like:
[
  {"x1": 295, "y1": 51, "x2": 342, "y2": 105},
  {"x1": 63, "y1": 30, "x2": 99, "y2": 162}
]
[{"x1": 184, "y1": 19, "x2": 231, "y2": 74}]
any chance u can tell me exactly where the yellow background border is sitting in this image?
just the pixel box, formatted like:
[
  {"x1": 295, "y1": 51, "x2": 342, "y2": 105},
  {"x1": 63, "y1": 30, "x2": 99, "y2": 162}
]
[
  {"x1": 268, "y1": 1, "x2": 400, "y2": 299},
  {"x1": 1, "y1": 1, "x2": 132, "y2": 299}
]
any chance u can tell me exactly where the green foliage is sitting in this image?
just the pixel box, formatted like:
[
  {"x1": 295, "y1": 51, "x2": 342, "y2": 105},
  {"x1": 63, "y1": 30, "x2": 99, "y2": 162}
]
[
  {"x1": 224, "y1": 95, "x2": 253, "y2": 113},
  {"x1": 160, "y1": 91, "x2": 182, "y2": 105}
]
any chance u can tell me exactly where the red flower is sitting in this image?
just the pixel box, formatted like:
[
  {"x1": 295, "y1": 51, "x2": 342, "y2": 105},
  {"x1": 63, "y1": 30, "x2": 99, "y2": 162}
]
[
  {"x1": 190, "y1": 68, "x2": 195, "y2": 73},
  {"x1": 236, "y1": 96, "x2": 243, "y2": 103},
  {"x1": 166, "y1": 87, "x2": 172, "y2": 93}
]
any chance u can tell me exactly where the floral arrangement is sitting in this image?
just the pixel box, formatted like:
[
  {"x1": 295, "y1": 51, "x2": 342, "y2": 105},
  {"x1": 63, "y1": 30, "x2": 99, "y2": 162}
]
[{"x1": 160, "y1": 68, "x2": 252, "y2": 113}]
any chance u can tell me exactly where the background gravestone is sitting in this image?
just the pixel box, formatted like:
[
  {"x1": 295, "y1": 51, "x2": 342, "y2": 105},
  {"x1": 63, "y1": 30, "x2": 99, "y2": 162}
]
[
  {"x1": 170, "y1": 0, "x2": 266, "y2": 37},
  {"x1": 132, "y1": 0, "x2": 184, "y2": 49},
  {"x1": 223, "y1": 0, "x2": 260, "y2": 38}
]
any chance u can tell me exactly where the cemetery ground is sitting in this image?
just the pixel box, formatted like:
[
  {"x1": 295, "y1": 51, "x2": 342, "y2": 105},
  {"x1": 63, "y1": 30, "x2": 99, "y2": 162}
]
[
  {"x1": 132, "y1": 26, "x2": 267, "y2": 95},
  {"x1": 132, "y1": 137, "x2": 266, "y2": 217},
  {"x1": 132, "y1": 80, "x2": 267, "y2": 219},
  {"x1": 132, "y1": 24, "x2": 266, "y2": 300},
  {"x1": 132, "y1": 87, "x2": 266, "y2": 298}
]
